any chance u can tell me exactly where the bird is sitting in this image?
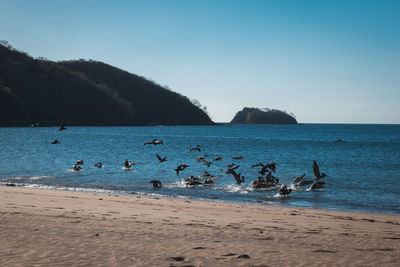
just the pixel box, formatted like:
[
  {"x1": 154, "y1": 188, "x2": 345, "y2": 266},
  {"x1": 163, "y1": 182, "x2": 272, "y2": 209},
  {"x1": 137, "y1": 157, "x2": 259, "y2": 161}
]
[
  {"x1": 213, "y1": 155, "x2": 223, "y2": 161},
  {"x1": 59, "y1": 123, "x2": 67, "y2": 131},
  {"x1": 196, "y1": 155, "x2": 208, "y2": 162},
  {"x1": 199, "y1": 171, "x2": 215, "y2": 180},
  {"x1": 189, "y1": 145, "x2": 201, "y2": 152},
  {"x1": 226, "y1": 163, "x2": 236, "y2": 168},
  {"x1": 204, "y1": 161, "x2": 211, "y2": 167},
  {"x1": 312, "y1": 160, "x2": 327, "y2": 180},
  {"x1": 175, "y1": 163, "x2": 189, "y2": 176},
  {"x1": 308, "y1": 181, "x2": 325, "y2": 190},
  {"x1": 292, "y1": 174, "x2": 313, "y2": 186},
  {"x1": 150, "y1": 180, "x2": 162, "y2": 188},
  {"x1": 232, "y1": 155, "x2": 244, "y2": 160},
  {"x1": 225, "y1": 165, "x2": 240, "y2": 174},
  {"x1": 279, "y1": 184, "x2": 292, "y2": 196},
  {"x1": 203, "y1": 178, "x2": 215, "y2": 185},
  {"x1": 94, "y1": 162, "x2": 103, "y2": 168},
  {"x1": 76, "y1": 160, "x2": 84, "y2": 165},
  {"x1": 144, "y1": 139, "x2": 163, "y2": 145},
  {"x1": 258, "y1": 162, "x2": 278, "y2": 175},
  {"x1": 251, "y1": 162, "x2": 264, "y2": 168},
  {"x1": 51, "y1": 140, "x2": 59, "y2": 144},
  {"x1": 251, "y1": 176, "x2": 270, "y2": 189},
  {"x1": 265, "y1": 171, "x2": 279, "y2": 185},
  {"x1": 232, "y1": 172, "x2": 245, "y2": 185},
  {"x1": 184, "y1": 176, "x2": 202, "y2": 186},
  {"x1": 124, "y1": 159, "x2": 136, "y2": 169},
  {"x1": 72, "y1": 164, "x2": 81, "y2": 171},
  {"x1": 156, "y1": 154, "x2": 167, "y2": 163}
]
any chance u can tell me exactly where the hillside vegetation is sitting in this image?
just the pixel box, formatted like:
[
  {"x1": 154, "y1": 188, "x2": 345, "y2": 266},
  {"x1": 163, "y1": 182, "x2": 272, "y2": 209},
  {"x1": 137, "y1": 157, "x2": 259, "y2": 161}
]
[{"x1": 0, "y1": 41, "x2": 213, "y2": 126}]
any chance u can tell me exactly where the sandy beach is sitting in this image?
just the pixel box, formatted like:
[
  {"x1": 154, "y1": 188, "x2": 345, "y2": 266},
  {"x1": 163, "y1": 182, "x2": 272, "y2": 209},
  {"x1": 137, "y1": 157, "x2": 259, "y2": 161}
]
[{"x1": 1, "y1": 186, "x2": 399, "y2": 266}]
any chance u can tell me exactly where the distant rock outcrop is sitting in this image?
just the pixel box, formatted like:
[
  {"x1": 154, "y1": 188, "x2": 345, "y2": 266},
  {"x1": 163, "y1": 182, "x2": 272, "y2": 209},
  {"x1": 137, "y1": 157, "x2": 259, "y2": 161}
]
[
  {"x1": 231, "y1": 107, "x2": 297, "y2": 124},
  {"x1": 0, "y1": 41, "x2": 213, "y2": 126}
]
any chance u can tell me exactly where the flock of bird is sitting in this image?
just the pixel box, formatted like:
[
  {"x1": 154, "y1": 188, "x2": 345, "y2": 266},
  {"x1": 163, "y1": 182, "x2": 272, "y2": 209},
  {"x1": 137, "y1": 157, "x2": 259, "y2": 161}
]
[{"x1": 51, "y1": 124, "x2": 329, "y2": 197}]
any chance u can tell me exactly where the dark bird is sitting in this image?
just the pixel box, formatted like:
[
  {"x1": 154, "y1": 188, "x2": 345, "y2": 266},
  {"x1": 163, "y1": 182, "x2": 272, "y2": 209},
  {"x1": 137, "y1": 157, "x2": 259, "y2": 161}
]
[
  {"x1": 124, "y1": 159, "x2": 136, "y2": 169},
  {"x1": 232, "y1": 172, "x2": 245, "y2": 185},
  {"x1": 175, "y1": 163, "x2": 189, "y2": 176},
  {"x1": 213, "y1": 155, "x2": 223, "y2": 161},
  {"x1": 59, "y1": 123, "x2": 67, "y2": 131},
  {"x1": 94, "y1": 162, "x2": 103, "y2": 168},
  {"x1": 31, "y1": 122, "x2": 40, "y2": 127},
  {"x1": 279, "y1": 184, "x2": 292, "y2": 196},
  {"x1": 232, "y1": 155, "x2": 244, "y2": 160},
  {"x1": 150, "y1": 180, "x2": 162, "y2": 188},
  {"x1": 196, "y1": 155, "x2": 208, "y2": 162},
  {"x1": 144, "y1": 139, "x2": 163, "y2": 145},
  {"x1": 72, "y1": 164, "x2": 81, "y2": 171},
  {"x1": 258, "y1": 162, "x2": 278, "y2": 175},
  {"x1": 313, "y1": 160, "x2": 327, "y2": 180},
  {"x1": 226, "y1": 163, "x2": 236, "y2": 168},
  {"x1": 265, "y1": 171, "x2": 279, "y2": 185},
  {"x1": 51, "y1": 140, "x2": 59, "y2": 144},
  {"x1": 308, "y1": 181, "x2": 325, "y2": 190},
  {"x1": 251, "y1": 176, "x2": 270, "y2": 189},
  {"x1": 293, "y1": 174, "x2": 313, "y2": 186},
  {"x1": 156, "y1": 154, "x2": 167, "y2": 163},
  {"x1": 265, "y1": 162, "x2": 277, "y2": 172},
  {"x1": 199, "y1": 171, "x2": 211, "y2": 179},
  {"x1": 189, "y1": 144, "x2": 201, "y2": 152},
  {"x1": 225, "y1": 165, "x2": 240, "y2": 174},
  {"x1": 203, "y1": 178, "x2": 214, "y2": 185},
  {"x1": 251, "y1": 163, "x2": 264, "y2": 168},
  {"x1": 204, "y1": 160, "x2": 211, "y2": 167},
  {"x1": 185, "y1": 176, "x2": 202, "y2": 186},
  {"x1": 76, "y1": 159, "x2": 84, "y2": 165},
  {"x1": 334, "y1": 139, "x2": 344, "y2": 143}
]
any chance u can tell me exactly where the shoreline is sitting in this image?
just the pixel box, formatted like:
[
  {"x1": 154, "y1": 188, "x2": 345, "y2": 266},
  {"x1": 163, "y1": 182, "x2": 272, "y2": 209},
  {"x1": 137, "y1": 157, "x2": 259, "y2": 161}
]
[
  {"x1": 1, "y1": 186, "x2": 399, "y2": 266},
  {"x1": 2, "y1": 182, "x2": 399, "y2": 216}
]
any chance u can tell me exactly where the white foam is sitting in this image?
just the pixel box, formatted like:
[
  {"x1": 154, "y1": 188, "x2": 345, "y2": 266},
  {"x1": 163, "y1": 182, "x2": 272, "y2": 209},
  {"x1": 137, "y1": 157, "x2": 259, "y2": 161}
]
[{"x1": 224, "y1": 184, "x2": 249, "y2": 194}]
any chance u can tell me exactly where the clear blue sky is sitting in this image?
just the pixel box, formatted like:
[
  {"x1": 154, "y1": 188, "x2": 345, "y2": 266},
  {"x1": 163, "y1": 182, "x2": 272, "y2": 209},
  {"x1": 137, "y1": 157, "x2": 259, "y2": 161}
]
[{"x1": 1, "y1": 0, "x2": 399, "y2": 123}]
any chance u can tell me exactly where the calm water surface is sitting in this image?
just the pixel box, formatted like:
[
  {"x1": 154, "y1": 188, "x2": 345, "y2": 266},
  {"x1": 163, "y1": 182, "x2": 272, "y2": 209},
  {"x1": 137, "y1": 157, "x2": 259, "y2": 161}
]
[{"x1": 1, "y1": 124, "x2": 399, "y2": 214}]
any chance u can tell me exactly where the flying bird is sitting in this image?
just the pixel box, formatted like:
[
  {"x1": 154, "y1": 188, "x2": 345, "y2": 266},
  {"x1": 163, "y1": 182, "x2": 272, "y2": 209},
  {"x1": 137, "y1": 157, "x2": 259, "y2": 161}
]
[
  {"x1": 144, "y1": 139, "x2": 163, "y2": 145},
  {"x1": 189, "y1": 145, "x2": 201, "y2": 152},
  {"x1": 313, "y1": 160, "x2": 327, "y2": 180},
  {"x1": 156, "y1": 154, "x2": 167, "y2": 163}
]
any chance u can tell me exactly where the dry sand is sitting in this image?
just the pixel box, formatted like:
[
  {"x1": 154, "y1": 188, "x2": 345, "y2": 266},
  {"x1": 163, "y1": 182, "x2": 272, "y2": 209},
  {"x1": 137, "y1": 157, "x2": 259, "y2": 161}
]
[{"x1": 1, "y1": 186, "x2": 399, "y2": 266}]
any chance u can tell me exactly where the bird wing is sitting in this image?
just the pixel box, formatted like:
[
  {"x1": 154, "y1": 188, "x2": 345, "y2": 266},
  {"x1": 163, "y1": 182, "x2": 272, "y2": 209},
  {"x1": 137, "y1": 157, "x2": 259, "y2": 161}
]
[{"x1": 313, "y1": 161, "x2": 321, "y2": 179}]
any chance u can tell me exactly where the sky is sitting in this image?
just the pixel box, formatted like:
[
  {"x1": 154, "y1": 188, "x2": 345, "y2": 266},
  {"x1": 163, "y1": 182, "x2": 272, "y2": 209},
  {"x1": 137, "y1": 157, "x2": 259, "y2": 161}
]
[{"x1": 1, "y1": 0, "x2": 399, "y2": 123}]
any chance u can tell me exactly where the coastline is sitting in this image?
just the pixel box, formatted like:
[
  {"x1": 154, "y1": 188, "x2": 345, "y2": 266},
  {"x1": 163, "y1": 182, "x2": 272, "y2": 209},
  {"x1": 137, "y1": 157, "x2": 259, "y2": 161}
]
[{"x1": 1, "y1": 186, "x2": 399, "y2": 266}]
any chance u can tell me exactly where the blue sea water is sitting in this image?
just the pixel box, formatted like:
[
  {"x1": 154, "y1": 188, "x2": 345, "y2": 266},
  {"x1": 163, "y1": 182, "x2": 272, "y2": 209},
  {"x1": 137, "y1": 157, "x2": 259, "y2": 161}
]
[{"x1": 0, "y1": 124, "x2": 399, "y2": 214}]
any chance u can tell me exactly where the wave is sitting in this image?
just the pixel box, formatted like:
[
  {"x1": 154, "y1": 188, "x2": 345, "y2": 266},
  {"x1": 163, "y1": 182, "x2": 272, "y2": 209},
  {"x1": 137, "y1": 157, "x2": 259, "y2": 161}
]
[{"x1": 0, "y1": 175, "x2": 55, "y2": 181}]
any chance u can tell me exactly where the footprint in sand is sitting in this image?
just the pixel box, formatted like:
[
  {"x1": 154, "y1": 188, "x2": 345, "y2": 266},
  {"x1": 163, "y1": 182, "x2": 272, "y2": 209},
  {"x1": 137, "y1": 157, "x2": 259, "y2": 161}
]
[
  {"x1": 313, "y1": 249, "x2": 337, "y2": 253},
  {"x1": 168, "y1": 256, "x2": 185, "y2": 261},
  {"x1": 237, "y1": 254, "x2": 251, "y2": 259}
]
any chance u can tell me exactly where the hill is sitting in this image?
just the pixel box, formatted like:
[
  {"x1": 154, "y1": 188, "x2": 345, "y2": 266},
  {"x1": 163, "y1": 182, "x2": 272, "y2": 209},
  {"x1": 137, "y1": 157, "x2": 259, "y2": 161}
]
[
  {"x1": 231, "y1": 107, "x2": 297, "y2": 124},
  {"x1": 0, "y1": 41, "x2": 213, "y2": 126}
]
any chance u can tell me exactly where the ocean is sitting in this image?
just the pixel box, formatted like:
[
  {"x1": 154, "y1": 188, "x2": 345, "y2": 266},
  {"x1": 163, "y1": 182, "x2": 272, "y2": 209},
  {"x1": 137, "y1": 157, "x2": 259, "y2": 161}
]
[{"x1": 1, "y1": 124, "x2": 399, "y2": 214}]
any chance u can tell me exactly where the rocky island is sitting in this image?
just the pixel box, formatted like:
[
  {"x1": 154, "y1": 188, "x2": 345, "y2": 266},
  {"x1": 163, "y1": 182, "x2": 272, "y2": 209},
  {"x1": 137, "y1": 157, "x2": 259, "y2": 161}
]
[
  {"x1": 231, "y1": 107, "x2": 297, "y2": 124},
  {"x1": 0, "y1": 41, "x2": 213, "y2": 126}
]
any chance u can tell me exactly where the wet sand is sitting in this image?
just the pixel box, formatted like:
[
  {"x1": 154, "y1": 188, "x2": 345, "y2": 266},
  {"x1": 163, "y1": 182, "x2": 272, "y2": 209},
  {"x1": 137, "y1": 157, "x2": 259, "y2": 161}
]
[{"x1": 1, "y1": 186, "x2": 399, "y2": 266}]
